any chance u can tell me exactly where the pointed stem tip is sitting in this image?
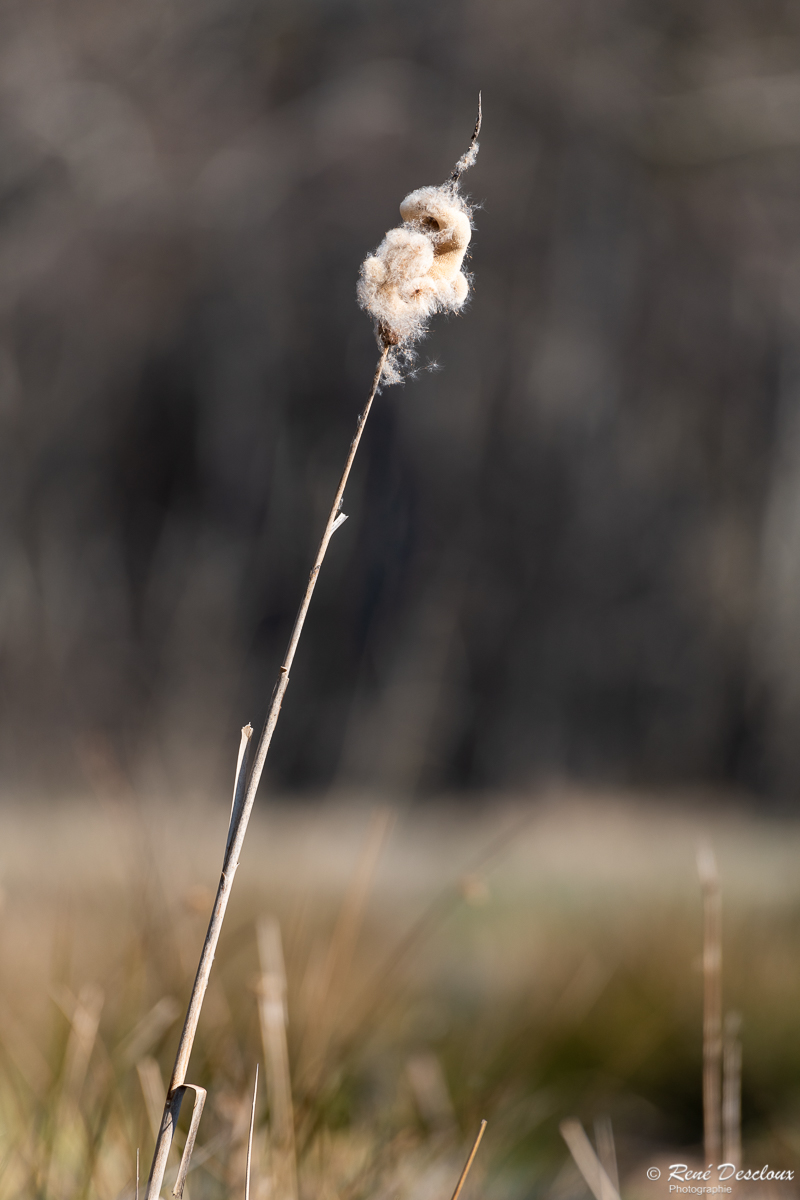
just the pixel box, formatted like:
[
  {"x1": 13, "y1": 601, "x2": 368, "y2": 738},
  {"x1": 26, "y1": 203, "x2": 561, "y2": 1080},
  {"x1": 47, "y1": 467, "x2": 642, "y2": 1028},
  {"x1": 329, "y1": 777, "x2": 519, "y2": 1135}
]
[
  {"x1": 450, "y1": 1119, "x2": 488, "y2": 1200},
  {"x1": 448, "y1": 93, "x2": 482, "y2": 187}
]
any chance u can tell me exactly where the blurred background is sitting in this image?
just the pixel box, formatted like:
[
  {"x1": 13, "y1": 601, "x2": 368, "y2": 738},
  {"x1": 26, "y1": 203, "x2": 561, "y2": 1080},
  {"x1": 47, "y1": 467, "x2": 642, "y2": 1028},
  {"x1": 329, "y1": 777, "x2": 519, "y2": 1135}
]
[
  {"x1": 5, "y1": 0, "x2": 800, "y2": 802},
  {"x1": 8, "y1": 5, "x2": 800, "y2": 1194}
]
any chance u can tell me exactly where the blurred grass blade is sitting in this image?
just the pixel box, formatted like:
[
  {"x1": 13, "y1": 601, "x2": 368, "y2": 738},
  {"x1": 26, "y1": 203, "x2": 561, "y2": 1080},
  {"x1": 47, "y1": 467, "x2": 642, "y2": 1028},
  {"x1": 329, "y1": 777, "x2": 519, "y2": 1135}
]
[
  {"x1": 298, "y1": 806, "x2": 393, "y2": 1084},
  {"x1": 698, "y1": 845, "x2": 722, "y2": 1164},
  {"x1": 119, "y1": 997, "x2": 181, "y2": 1067},
  {"x1": 407, "y1": 1052, "x2": 456, "y2": 1135},
  {"x1": 47, "y1": 983, "x2": 105, "y2": 1200},
  {"x1": 137, "y1": 1057, "x2": 166, "y2": 1143},
  {"x1": 0, "y1": 996, "x2": 52, "y2": 1095},
  {"x1": 257, "y1": 916, "x2": 297, "y2": 1200},
  {"x1": 722, "y1": 1011, "x2": 742, "y2": 1166},
  {"x1": 245, "y1": 1065, "x2": 258, "y2": 1200},
  {"x1": 593, "y1": 1116, "x2": 619, "y2": 1197},
  {"x1": 62, "y1": 983, "x2": 105, "y2": 1104},
  {"x1": 559, "y1": 1119, "x2": 621, "y2": 1200}
]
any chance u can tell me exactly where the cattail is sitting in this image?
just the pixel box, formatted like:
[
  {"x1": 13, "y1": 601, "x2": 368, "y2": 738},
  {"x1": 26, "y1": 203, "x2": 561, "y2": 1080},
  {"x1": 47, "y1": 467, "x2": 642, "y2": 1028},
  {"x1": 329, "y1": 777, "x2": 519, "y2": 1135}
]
[
  {"x1": 143, "y1": 102, "x2": 483, "y2": 1200},
  {"x1": 357, "y1": 96, "x2": 481, "y2": 378}
]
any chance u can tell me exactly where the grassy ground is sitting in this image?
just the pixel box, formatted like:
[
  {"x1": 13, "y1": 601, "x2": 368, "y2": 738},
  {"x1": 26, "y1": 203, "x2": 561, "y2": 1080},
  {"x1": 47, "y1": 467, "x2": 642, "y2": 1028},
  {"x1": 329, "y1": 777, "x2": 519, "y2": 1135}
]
[{"x1": 0, "y1": 786, "x2": 799, "y2": 1199}]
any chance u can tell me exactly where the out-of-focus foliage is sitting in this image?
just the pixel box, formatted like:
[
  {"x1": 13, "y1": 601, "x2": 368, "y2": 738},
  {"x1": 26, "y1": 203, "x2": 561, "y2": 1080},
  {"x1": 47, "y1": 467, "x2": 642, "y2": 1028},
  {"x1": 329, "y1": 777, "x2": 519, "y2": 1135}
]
[
  {"x1": 1, "y1": 797, "x2": 799, "y2": 1198},
  {"x1": 3, "y1": 0, "x2": 800, "y2": 797}
]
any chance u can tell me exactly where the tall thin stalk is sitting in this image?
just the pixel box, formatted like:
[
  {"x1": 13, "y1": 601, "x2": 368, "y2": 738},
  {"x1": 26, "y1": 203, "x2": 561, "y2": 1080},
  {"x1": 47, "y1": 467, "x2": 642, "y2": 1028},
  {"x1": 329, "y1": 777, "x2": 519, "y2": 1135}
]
[
  {"x1": 593, "y1": 1116, "x2": 619, "y2": 1200},
  {"x1": 143, "y1": 98, "x2": 482, "y2": 1197},
  {"x1": 245, "y1": 1066, "x2": 259, "y2": 1200},
  {"x1": 450, "y1": 1121, "x2": 488, "y2": 1200},
  {"x1": 698, "y1": 846, "x2": 722, "y2": 1165},
  {"x1": 144, "y1": 344, "x2": 389, "y2": 1199},
  {"x1": 722, "y1": 1011, "x2": 742, "y2": 1166},
  {"x1": 257, "y1": 916, "x2": 297, "y2": 1200},
  {"x1": 559, "y1": 1119, "x2": 621, "y2": 1200}
]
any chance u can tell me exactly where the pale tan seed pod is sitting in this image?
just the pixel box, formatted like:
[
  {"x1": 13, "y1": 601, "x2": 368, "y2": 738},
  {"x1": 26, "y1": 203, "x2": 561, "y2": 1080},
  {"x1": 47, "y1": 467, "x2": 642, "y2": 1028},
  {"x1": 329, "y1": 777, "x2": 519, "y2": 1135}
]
[
  {"x1": 399, "y1": 186, "x2": 472, "y2": 295},
  {"x1": 357, "y1": 98, "x2": 481, "y2": 375}
]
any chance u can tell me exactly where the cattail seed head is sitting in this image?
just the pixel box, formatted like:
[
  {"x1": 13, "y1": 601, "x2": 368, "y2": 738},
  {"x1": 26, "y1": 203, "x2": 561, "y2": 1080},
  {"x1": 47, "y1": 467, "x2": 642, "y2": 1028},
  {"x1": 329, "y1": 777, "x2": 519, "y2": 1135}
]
[{"x1": 357, "y1": 100, "x2": 481, "y2": 380}]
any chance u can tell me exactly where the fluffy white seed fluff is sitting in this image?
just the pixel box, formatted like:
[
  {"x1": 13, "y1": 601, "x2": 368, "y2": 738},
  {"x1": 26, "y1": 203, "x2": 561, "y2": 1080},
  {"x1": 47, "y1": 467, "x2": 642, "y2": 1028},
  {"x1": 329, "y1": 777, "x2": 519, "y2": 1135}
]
[{"x1": 357, "y1": 185, "x2": 473, "y2": 355}]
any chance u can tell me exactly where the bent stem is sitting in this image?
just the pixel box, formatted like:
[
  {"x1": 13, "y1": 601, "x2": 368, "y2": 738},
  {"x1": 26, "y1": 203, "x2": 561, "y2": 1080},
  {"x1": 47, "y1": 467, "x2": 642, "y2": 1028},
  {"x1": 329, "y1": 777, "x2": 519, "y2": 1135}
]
[{"x1": 145, "y1": 344, "x2": 390, "y2": 1200}]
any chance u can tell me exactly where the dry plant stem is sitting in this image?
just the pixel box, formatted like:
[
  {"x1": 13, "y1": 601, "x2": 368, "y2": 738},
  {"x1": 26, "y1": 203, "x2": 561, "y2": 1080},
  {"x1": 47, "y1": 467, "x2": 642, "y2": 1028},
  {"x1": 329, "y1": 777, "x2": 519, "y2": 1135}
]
[
  {"x1": 450, "y1": 1120, "x2": 488, "y2": 1200},
  {"x1": 594, "y1": 1116, "x2": 619, "y2": 1199},
  {"x1": 48, "y1": 984, "x2": 105, "y2": 1200},
  {"x1": 559, "y1": 1119, "x2": 622, "y2": 1200},
  {"x1": 171, "y1": 1084, "x2": 208, "y2": 1200},
  {"x1": 257, "y1": 917, "x2": 298, "y2": 1200},
  {"x1": 698, "y1": 847, "x2": 722, "y2": 1165},
  {"x1": 245, "y1": 1065, "x2": 258, "y2": 1200},
  {"x1": 722, "y1": 1012, "x2": 742, "y2": 1166},
  {"x1": 145, "y1": 344, "x2": 390, "y2": 1200}
]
